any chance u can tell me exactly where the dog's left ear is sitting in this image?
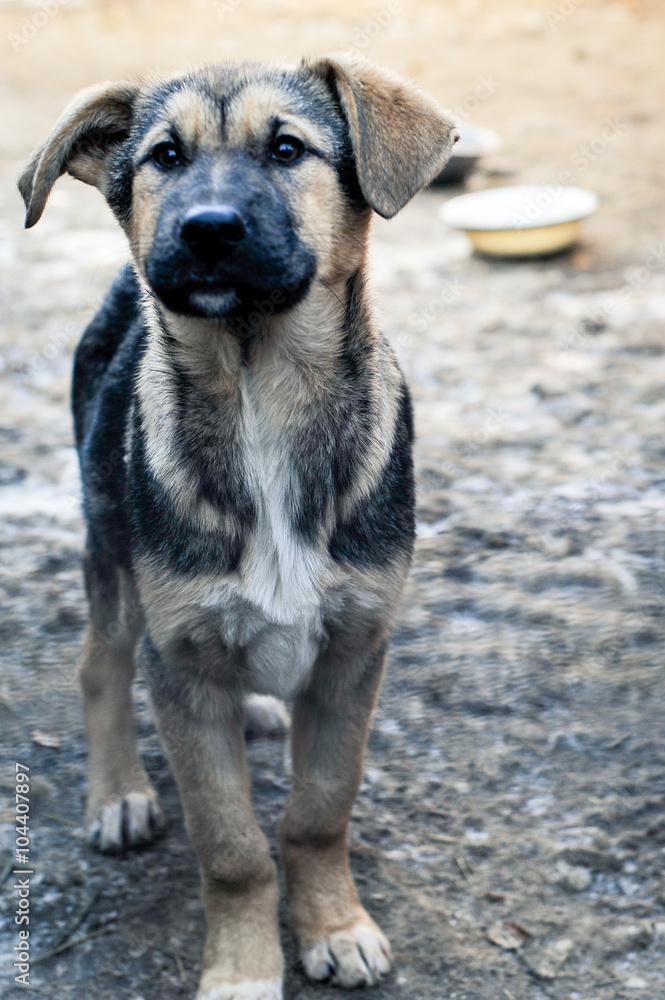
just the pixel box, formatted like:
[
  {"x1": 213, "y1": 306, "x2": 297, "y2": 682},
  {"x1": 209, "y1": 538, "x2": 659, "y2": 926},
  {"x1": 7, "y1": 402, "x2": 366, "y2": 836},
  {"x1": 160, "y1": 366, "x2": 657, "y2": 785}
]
[
  {"x1": 18, "y1": 80, "x2": 139, "y2": 228},
  {"x1": 305, "y1": 54, "x2": 458, "y2": 219}
]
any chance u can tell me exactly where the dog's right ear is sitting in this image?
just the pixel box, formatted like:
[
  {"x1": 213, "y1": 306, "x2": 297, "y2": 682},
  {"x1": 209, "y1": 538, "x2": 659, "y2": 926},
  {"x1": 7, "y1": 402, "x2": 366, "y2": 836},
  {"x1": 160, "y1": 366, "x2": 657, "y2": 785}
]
[{"x1": 18, "y1": 80, "x2": 139, "y2": 228}]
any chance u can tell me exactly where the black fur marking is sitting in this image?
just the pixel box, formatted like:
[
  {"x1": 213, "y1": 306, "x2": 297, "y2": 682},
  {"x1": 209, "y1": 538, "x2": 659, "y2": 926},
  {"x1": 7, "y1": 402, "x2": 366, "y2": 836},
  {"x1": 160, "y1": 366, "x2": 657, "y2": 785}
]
[
  {"x1": 127, "y1": 408, "x2": 246, "y2": 575},
  {"x1": 73, "y1": 267, "x2": 147, "y2": 568},
  {"x1": 328, "y1": 381, "x2": 415, "y2": 567},
  {"x1": 73, "y1": 264, "x2": 141, "y2": 448},
  {"x1": 303, "y1": 61, "x2": 366, "y2": 211},
  {"x1": 291, "y1": 271, "x2": 374, "y2": 540},
  {"x1": 154, "y1": 334, "x2": 256, "y2": 527}
]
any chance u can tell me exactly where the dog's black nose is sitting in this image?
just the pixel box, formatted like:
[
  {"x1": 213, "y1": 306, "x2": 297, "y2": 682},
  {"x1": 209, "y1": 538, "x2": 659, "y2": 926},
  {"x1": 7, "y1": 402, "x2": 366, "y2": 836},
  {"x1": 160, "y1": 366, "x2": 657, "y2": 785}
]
[{"x1": 181, "y1": 205, "x2": 246, "y2": 257}]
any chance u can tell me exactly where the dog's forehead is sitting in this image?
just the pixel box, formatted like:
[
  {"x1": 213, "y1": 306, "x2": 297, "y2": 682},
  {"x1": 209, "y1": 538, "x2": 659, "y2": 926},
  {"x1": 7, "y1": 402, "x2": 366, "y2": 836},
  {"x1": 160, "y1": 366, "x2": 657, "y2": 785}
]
[{"x1": 138, "y1": 65, "x2": 340, "y2": 150}]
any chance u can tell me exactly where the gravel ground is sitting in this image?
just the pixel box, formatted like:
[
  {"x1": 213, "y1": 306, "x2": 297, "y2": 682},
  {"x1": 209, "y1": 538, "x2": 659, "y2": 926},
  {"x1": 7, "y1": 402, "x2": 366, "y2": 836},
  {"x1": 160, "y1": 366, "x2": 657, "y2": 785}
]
[{"x1": 1, "y1": 2, "x2": 664, "y2": 999}]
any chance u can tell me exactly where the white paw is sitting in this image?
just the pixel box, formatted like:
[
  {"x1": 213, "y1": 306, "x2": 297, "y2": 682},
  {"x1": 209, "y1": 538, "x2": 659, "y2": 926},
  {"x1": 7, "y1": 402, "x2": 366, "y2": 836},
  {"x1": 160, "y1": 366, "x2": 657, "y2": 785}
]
[
  {"x1": 197, "y1": 978, "x2": 283, "y2": 1000},
  {"x1": 244, "y1": 695, "x2": 290, "y2": 738},
  {"x1": 301, "y1": 920, "x2": 392, "y2": 987},
  {"x1": 88, "y1": 790, "x2": 165, "y2": 853}
]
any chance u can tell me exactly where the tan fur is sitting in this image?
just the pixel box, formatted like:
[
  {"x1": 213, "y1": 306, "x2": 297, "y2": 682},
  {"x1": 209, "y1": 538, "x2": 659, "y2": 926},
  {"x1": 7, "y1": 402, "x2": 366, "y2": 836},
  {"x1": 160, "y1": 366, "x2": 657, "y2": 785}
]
[
  {"x1": 79, "y1": 566, "x2": 164, "y2": 851},
  {"x1": 307, "y1": 53, "x2": 458, "y2": 218},
  {"x1": 19, "y1": 80, "x2": 139, "y2": 227},
  {"x1": 153, "y1": 685, "x2": 283, "y2": 990}
]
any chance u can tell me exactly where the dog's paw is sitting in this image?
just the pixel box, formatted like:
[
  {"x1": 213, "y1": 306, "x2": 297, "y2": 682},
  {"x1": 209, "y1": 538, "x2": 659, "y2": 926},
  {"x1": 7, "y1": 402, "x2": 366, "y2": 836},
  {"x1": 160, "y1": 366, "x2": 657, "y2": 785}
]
[
  {"x1": 196, "y1": 978, "x2": 283, "y2": 1000},
  {"x1": 244, "y1": 695, "x2": 290, "y2": 738},
  {"x1": 300, "y1": 917, "x2": 391, "y2": 988},
  {"x1": 88, "y1": 789, "x2": 165, "y2": 853}
]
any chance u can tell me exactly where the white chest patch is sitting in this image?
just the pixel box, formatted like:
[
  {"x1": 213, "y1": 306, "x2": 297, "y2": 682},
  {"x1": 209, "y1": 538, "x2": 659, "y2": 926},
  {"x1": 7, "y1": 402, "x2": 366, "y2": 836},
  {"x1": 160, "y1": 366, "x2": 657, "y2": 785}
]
[
  {"x1": 196, "y1": 376, "x2": 333, "y2": 699},
  {"x1": 238, "y1": 378, "x2": 328, "y2": 626}
]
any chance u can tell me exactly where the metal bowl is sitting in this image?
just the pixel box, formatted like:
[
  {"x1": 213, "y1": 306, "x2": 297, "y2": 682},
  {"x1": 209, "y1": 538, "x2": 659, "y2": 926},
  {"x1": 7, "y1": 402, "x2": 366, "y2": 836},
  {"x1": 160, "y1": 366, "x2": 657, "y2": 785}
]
[
  {"x1": 431, "y1": 122, "x2": 501, "y2": 185},
  {"x1": 440, "y1": 185, "x2": 599, "y2": 257}
]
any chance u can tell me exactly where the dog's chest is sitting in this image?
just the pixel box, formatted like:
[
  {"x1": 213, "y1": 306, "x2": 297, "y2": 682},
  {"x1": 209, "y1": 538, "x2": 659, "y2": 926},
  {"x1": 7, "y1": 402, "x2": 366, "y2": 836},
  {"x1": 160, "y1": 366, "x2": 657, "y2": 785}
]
[
  {"x1": 196, "y1": 376, "x2": 333, "y2": 696},
  {"x1": 238, "y1": 376, "x2": 329, "y2": 616}
]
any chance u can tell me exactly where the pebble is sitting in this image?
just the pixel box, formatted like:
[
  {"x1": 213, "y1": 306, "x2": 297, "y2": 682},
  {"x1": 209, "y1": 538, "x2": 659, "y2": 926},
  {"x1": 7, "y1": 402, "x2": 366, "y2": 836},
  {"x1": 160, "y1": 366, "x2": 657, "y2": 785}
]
[
  {"x1": 603, "y1": 921, "x2": 654, "y2": 957},
  {"x1": 535, "y1": 937, "x2": 574, "y2": 979},
  {"x1": 555, "y1": 862, "x2": 592, "y2": 892},
  {"x1": 558, "y1": 846, "x2": 622, "y2": 872},
  {"x1": 616, "y1": 830, "x2": 643, "y2": 851}
]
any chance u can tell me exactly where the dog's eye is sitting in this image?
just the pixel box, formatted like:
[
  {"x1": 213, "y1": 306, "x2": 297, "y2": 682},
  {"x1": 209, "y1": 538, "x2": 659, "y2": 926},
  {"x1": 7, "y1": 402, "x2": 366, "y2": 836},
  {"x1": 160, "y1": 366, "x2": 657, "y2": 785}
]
[
  {"x1": 271, "y1": 135, "x2": 305, "y2": 164},
  {"x1": 152, "y1": 141, "x2": 182, "y2": 170}
]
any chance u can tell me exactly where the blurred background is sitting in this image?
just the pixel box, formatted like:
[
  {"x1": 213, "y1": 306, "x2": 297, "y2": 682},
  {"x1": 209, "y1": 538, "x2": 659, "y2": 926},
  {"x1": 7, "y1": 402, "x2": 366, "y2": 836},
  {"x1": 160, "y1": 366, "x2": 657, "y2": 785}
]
[{"x1": 1, "y1": 2, "x2": 664, "y2": 999}]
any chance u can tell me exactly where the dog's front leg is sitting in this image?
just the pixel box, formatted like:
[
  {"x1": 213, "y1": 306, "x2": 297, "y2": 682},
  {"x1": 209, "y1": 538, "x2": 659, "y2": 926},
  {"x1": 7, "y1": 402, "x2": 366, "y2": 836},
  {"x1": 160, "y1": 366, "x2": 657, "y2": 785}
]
[
  {"x1": 141, "y1": 638, "x2": 283, "y2": 1000},
  {"x1": 279, "y1": 630, "x2": 392, "y2": 988}
]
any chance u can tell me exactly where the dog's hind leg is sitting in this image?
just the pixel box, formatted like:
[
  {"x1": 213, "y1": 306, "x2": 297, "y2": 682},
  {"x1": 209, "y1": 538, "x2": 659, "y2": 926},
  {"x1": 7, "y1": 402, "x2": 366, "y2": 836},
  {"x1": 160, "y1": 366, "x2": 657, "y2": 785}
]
[
  {"x1": 80, "y1": 554, "x2": 164, "y2": 852},
  {"x1": 279, "y1": 629, "x2": 392, "y2": 988}
]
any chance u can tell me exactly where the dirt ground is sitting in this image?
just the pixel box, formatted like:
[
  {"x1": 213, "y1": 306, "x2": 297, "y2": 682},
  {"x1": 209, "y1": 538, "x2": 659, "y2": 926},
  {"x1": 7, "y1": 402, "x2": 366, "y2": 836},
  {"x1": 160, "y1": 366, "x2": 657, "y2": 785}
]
[{"x1": 1, "y1": 1, "x2": 665, "y2": 998}]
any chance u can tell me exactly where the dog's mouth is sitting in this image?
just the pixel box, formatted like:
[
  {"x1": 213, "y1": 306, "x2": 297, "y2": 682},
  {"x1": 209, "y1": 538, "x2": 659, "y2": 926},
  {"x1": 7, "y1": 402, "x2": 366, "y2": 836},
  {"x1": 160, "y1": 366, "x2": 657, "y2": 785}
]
[
  {"x1": 145, "y1": 268, "x2": 243, "y2": 319},
  {"x1": 146, "y1": 268, "x2": 316, "y2": 324},
  {"x1": 187, "y1": 285, "x2": 240, "y2": 318}
]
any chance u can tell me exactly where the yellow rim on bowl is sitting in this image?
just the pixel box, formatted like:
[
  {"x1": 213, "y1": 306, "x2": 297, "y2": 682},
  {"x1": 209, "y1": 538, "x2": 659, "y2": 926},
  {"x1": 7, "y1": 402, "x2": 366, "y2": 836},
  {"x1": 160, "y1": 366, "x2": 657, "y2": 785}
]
[{"x1": 466, "y1": 220, "x2": 582, "y2": 257}]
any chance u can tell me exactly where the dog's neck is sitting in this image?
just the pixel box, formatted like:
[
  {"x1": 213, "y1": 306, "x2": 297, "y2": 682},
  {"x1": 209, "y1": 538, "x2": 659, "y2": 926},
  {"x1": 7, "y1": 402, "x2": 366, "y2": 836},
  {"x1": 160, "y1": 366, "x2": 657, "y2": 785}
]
[{"x1": 138, "y1": 269, "x2": 373, "y2": 404}]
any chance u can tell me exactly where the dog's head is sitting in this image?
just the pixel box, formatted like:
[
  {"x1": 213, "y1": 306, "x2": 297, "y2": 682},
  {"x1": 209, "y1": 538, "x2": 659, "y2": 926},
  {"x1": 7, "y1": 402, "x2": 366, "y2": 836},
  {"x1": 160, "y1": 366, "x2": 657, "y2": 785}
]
[{"x1": 19, "y1": 57, "x2": 457, "y2": 320}]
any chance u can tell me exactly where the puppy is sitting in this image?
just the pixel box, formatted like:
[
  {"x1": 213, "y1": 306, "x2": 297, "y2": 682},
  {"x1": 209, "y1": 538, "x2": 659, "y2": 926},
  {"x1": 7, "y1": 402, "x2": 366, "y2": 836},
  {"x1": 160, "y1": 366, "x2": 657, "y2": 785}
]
[{"x1": 19, "y1": 56, "x2": 457, "y2": 999}]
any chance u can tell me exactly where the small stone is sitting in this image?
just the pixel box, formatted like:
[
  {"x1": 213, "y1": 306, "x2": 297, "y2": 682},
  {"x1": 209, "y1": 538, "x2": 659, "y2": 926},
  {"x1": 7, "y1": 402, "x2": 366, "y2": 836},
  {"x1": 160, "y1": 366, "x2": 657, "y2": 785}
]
[
  {"x1": 558, "y1": 847, "x2": 622, "y2": 872},
  {"x1": 464, "y1": 828, "x2": 492, "y2": 856},
  {"x1": 534, "y1": 937, "x2": 574, "y2": 978},
  {"x1": 603, "y1": 921, "x2": 654, "y2": 957},
  {"x1": 487, "y1": 921, "x2": 525, "y2": 951},
  {"x1": 485, "y1": 890, "x2": 506, "y2": 902},
  {"x1": 616, "y1": 830, "x2": 643, "y2": 851},
  {"x1": 555, "y1": 861, "x2": 592, "y2": 892},
  {"x1": 32, "y1": 730, "x2": 61, "y2": 749}
]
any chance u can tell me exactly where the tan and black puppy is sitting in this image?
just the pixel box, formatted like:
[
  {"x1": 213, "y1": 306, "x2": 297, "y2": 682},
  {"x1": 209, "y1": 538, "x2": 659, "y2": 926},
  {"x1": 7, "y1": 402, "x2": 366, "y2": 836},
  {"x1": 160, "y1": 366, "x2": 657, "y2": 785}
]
[{"x1": 19, "y1": 56, "x2": 457, "y2": 1000}]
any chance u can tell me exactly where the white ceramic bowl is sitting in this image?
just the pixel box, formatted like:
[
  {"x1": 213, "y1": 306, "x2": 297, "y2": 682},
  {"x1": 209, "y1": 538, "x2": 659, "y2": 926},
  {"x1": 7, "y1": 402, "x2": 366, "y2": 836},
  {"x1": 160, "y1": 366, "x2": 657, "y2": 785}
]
[
  {"x1": 431, "y1": 123, "x2": 501, "y2": 185},
  {"x1": 440, "y1": 185, "x2": 599, "y2": 257}
]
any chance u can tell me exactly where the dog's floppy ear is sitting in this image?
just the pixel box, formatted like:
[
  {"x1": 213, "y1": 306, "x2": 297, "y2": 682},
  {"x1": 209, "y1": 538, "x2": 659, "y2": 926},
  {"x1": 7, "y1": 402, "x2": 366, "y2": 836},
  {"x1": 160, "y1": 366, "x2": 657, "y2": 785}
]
[
  {"x1": 18, "y1": 80, "x2": 139, "y2": 228},
  {"x1": 305, "y1": 54, "x2": 458, "y2": 219}
]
